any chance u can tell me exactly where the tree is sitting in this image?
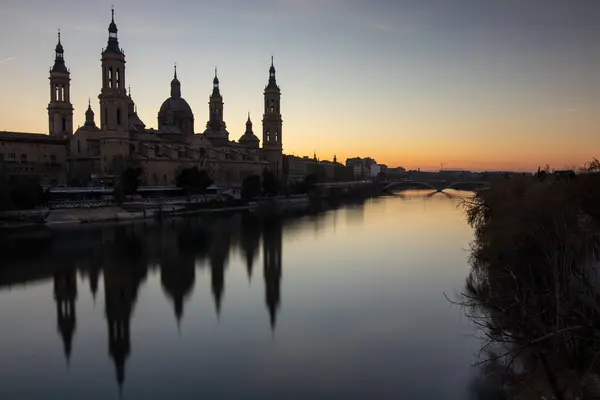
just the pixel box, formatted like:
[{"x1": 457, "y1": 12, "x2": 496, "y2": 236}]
[
  {"x1": 9, "y1": 176, "x2": 43, "y2": 209},
  {"x1": 241, "y1": 175, "x2": 261, "y2": 201},
  {"x1": 262, "y1": 169, "x2": 280, "y2": 196},
  {"x1": 176, "y1": 167, "x2": 213, "y2": 194},
  {"x1": 112, "y1": 181, "x2": 126, "y2": 204},
  {"x1": 580, "y1": 157, "x2": 600, "y2": 173},
  {"x1": 121, "y1": 166, "x2": 142, "y2": 195},
  {"x1": 0, "y1": 173, "x2": 13, "y2": 210}
]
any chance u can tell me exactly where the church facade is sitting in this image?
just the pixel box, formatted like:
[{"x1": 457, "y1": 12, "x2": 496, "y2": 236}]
[{"x1": 0, "y1": 10, "x2": 283, "y2": 188}]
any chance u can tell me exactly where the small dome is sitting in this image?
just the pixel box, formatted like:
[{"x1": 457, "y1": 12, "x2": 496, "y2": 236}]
[
  {"x1": 239, "y1": 115, "x2": 259, "y2": 148},
  {"x1": 239, "y1": 133, "x2": 259, "y2": 144}
]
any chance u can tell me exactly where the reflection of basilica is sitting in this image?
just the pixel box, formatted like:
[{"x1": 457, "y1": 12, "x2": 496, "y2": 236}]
[{"x1": 21, "y1": 213, "x2": 285, "y2": 390}]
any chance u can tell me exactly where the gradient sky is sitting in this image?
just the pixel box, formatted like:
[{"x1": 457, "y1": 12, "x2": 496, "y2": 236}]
[{"x1": 1, "y1": 0, "x2": 600, "y2": 171}]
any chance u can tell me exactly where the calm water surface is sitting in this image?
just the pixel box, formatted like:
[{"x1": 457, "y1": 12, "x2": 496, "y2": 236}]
[{"x1": 0, "y1": 191, "x2": 486, "y2": 399}]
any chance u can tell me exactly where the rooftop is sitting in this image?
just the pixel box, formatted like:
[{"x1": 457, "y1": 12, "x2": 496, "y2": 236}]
[{"x1": 0, "y1": 131, "x2": 68, "y2": 143}]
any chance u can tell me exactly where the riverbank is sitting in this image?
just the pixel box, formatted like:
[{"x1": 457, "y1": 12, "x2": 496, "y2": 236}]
[
  {"x1": 0, "y1": 194, "x2": 318, "y2": 230},
  {"x1": 0, "y1": 181, "x2": 388, "y2": 230},
  {"x1": 461, "y1": 172, "x2": 600, "y2": 399}
]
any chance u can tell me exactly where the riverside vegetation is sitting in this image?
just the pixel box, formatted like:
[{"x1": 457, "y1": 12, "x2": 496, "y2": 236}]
[{"x1": 460, "y1": 159, "x2": 600, "y2": 399}]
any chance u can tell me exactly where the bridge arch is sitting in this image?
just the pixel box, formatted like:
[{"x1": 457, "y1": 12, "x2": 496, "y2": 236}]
[
  {"x1": 383, "y1": 181, "x2": 438, "y2": 191},
  {"x1": 383, "y1": 181, "x2": 490, "y2": 192}
]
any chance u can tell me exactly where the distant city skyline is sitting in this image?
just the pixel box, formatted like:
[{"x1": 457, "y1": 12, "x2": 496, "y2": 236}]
[{"x1": 2, "y1": 0, "x2": 600, "y2": 172}]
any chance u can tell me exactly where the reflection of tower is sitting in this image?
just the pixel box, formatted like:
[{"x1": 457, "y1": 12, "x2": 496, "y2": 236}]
[
  {"x1": 88, "y1": 259, "x2": 102, "y2": 303},
  {"x1": 263, "y1": 216, "x2": 283, "y2": 330},
  {"x1": 103, "y1": 262, "x2": 142, "y2": 393},
  {"x1": 160, "y1": 252, "x2": 196, "y2": 327},
  {"x1": 240, "y1": 214, "x2": 261, "y2": 281},
  {"x1": 53, "y1": 268, "x2": 77, "y2": 365},
  {"x1": 209, "y1": 229, "x2": 230, "y2": 316}
]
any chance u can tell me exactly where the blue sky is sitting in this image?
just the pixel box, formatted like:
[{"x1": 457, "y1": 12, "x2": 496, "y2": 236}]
[{"x1": 1, "y1": 0, "x2": 600, "y2": 170}]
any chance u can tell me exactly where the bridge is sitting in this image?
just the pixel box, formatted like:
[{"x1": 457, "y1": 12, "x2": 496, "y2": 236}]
[{"x1": 382, "y1": 180, "x2": 490, "y2": 192}]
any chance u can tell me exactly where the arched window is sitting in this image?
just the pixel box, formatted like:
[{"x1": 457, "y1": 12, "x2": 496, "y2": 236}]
[
  {"x1": 77, "y1": 140, "x2": 80, "y2": 153},
  {"x1": 55, "y1": 85, "x2": 60, "y2": 102},
  {"x1": 266, "y1": 131, "x2": 271, "y2": 142},
  {"x1": 62, "y1": 117, "x2": 66, "y2": 132},
  {"x1": 108, "y1": 67, "x2": 113, "y2": 88},
  {"x1": 117, "y1": 108, "x2": 121, "y2": 126},
  {"x1": 116, "y1": 68, "x2": 120, "y2": 88},
  {"x1": 61, "y1": 86, "x2": 65, "y2": 102}
]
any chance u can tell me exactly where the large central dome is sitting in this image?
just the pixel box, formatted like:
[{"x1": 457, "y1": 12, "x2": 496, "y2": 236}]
[
  {"x1": 157, "y1": 68, "x2": 195, "y2": 135},
  {"x1": 158, "y1": 97, "x2": 193, "y2": 120}
]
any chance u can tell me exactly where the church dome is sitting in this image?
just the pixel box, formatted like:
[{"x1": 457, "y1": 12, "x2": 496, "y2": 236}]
[
  {"x1": 158, "y1": 97, "x2": 194, "y2": 135},
  {"x1": 158, "y1": 97, "x2": 193, "y2": 120},
  {"x1": 239, "y1": 132, "x2": 259, "y2": 146},
  {"x1": 158, "y1": 67, "x2": 195, "y2": 135},
  {"x1": 239, "y1": 114, "x2": 260, "y2": 148}
]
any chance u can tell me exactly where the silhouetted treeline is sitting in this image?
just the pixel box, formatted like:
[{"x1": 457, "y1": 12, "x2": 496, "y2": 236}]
[{"x1": 460, "y1": 166, "x2": 600, "y2": 398}]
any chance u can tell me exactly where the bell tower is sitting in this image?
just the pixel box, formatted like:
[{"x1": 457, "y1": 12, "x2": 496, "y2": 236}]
[
  {"x1": 262, "y1": 56, "x2": 283, "y2": 177},
  {"x1": 98, "y1": 8, "x2": 128, "y2": 132},
  {"x1": 48, "y1": 30, "x2": 73, "y2": 138},
  {"x1": 207, "y1": 68, "x2": 226, "y2": 131}
]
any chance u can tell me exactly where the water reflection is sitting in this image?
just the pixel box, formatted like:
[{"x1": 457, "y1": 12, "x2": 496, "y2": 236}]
[
  {"x1": 0, "y1": 192, "x2": 484, "y2": 399},
  {"x1": 54, "y1": 268, "x2": 77, "y2": 366},
  {"x1": 1, "y1": 212, "x2": 291, "y2": 390}
]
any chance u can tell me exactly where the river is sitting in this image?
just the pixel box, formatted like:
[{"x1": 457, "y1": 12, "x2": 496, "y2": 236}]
[{"x1": 0, "y1": 190, "x2": 491, "y2": 399}]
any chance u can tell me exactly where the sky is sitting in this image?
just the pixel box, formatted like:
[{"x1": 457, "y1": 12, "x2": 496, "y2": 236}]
[{"x1": 1, "y1": 0, "x2": 600, "y2": 172}]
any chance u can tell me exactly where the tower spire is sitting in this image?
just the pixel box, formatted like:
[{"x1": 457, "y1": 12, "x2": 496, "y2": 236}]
[
  {"x1": 212, "y1": 67, "x2": 220, "y2": 96},
  {"x1": 267, "y1": 55, "x2": 277, "y2": 89},
  {"x1": 106, "y1": 6, "x2": 120, "y2": 53},
  {"x1": 170, "y1": 63, "x2": 181, "y2": 98},
  {"x1": 53, "y1": 29, "x2": 66, "y2": 70},
  {"x1": 85, "y1": 98, "x2": 96, "y2": 126}
]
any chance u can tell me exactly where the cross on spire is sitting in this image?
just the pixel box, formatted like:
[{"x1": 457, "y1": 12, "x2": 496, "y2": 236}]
[
  {"x1": 58, "y1": 29, "x2": 61, "y2": 43},
  {"x1": 111, "y1": 5, "x2": 115, "y2": 22},
  {"x1": 174, "y1": 62, "x2": 177, "y2": 79}
]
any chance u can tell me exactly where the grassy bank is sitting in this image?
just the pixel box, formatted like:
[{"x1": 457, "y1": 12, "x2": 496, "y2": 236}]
[{"x1": 461, "y1": 171, "x2": 600, "y2": 399}]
